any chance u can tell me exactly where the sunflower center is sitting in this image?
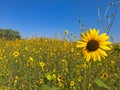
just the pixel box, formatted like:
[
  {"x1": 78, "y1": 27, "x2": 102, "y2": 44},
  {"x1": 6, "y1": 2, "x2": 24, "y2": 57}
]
[{"x1": 87, "y1": 40, "x2": 99, "y2": 51}]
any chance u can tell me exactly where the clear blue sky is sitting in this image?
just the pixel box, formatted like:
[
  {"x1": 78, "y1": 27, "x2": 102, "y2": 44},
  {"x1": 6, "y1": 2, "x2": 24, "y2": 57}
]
[{"x1": 0, "y1": 0, "x2": 120, "y2": 42}]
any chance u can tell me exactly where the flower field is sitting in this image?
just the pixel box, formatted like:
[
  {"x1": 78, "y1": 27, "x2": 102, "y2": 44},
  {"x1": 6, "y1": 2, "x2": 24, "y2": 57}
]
[{"x1": 0, "y1": 31, "x2": 120, "y2": 90}]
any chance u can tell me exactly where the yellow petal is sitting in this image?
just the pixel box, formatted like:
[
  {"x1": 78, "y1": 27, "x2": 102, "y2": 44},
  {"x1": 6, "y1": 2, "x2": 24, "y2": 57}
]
[
  {"x1": 77, "y1": 41, "x2": 86, "y2": 44},
  {"x1": 77, "y1": 44, "x2": 86, "y2": 48},
  {"x1": 100, "y1": 45, "x2": 111, "y2": 50},
  {"x1": 85, "y1": 52, "x2": 91, "y2": 62},
  {"x1": 77, "y1": 41, "x2": 87, "y2": 48},
  {"x1": 96, "y1": 51, "x2": 101, "y2": 61},
  {"x1": 98, "y1": 48, "x2": 107, "y2": 56},
  {"x1": 98, "y1": 33, "x2": 109, "y2": 41},
  {"x1": 90, "y1": 29, "x2": 99, "y2": 39},
  {"x1": 91, "y1": 52, "x2": 96, "y2": 62},
  {"x1": 99, "y1": 41, "x2": 111, "y2": 45},
  {"x1": 80, "y1": 33, "x2": 88, "y2": 41},
  {"x1": 86, "y1": 31, "x2": 91, "y2": 40},
  {"x1": 93, "y1": 29, "x2": 99, "y2": 39}
]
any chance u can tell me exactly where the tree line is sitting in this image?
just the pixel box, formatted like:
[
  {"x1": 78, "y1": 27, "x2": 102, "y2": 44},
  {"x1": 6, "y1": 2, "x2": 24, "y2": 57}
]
[{"x1": 0, "y1": 28, "x2": 21, "y2": 40}]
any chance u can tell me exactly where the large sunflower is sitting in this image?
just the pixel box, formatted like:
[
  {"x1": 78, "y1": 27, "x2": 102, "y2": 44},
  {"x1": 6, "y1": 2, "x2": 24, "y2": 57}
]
[{"x1": 77, "y1": 28, "x2": 111, "y2": 62}]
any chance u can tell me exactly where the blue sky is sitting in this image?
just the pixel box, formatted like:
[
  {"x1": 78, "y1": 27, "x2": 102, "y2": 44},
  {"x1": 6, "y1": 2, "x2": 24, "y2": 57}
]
[{"x1": 0, "y1": 0, "x2": 120, "y2": 42}]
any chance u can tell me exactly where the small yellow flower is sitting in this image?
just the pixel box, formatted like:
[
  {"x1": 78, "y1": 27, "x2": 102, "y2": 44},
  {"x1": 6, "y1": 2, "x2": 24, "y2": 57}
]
[
  {"x1": 71, "y1": 48, "x2": 74, "y2": 52},
  {"x1": 64, "y1": 30, "x2": 69, "y2": 34},
  {"x1": 58, "y1": 82, "x2": 63, "y2": 87},
  {"x1": 15, "y1": 76, "x2": 19, "y2": 80},
  {"x1": 101, "y1": 72, "x2": 109, "y2": 80},
  {"x1": 16, "y1": 59, "x2": 18, "y2": 62},
  {"x1": 52, "y1": 74, "x2": 56, "y2": 79},
  {"x1": 40, "y1": 78, "x2": 44, "y2": 84},
  {"x1": 82, "y1": 63, "x2": 88, "y2": 68},
  {"x1": 0, "y1": 53, "x2": 2, "y2": 56},
  {"x1": 29, "y1": 57, "x2": 34, "y2": 62},
  {"x1": 61, "y1": 59, "x2": 67, "y2": 66},
  {"x1": 39, "y1": 61, "x2": 45, "y2": 67},
  {"x1": 25, "y1": 47, "x2": 28, "y2": 50},
  {"x1": 70, "y1": 81, "x2": 75, "y2": 87},
  {"x1": 57, "y1": 75, "x2": 62, "y2": 82},
  {"x1": 46, "y1": 74, "x2": 52, "y2": 80},
  {"x1": 111, "y1": 60, "x2": 116, "y2": 66},
  {"x1": 78, "y1": 76, "x2": 82, "y2": 82},
  {"x1": 14, "y1": 76, "x2": 19, "y2": 86},
  {"x1": 14, "y1": 80, "x2": 17, "y2": 84},
  {"x1": 13, "y1": 51, "x2": 19, "y2": 57}
]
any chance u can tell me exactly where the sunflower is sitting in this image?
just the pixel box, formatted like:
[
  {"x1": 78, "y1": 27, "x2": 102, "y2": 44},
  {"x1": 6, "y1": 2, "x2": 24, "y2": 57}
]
[
  {"x1": 57, "y1": 75, "x2": 62, "y2": 82},
  {"x1": 101, "y1": 71, "x2": 109, "y2": 80},
  {"x1": 64, "y1": 30, "x2": 69, "y2": 34},
  {"x1": 77, "y1": 28, "x2": 111, "y2": 62},
  {"x1": 46, "y1": 74, "x2": 52, "y2": 81},
  {"x1": 70, "y1": 81, "x2": 75, "y2": 87},
  {"x1": 13, "y1": 51, "x2": 19, "y2": 57},
  {"x1": 39, "y1": 78, "x2": 44, "y2": 84}
]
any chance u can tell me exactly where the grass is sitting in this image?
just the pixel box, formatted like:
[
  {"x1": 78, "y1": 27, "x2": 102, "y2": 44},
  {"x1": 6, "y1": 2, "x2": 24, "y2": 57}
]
[{"x1": 0, "y1": 37, "x2": 120, "y2": 90}]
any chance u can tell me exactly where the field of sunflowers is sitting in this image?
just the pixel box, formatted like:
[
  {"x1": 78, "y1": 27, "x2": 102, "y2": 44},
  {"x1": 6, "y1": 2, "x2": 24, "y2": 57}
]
[{"x1": 0, "y1": 29, "x2": 120, "y2": 90}]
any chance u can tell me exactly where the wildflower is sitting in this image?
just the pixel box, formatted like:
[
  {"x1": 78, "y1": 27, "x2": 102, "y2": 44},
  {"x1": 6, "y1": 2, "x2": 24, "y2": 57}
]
[
  {"x1": 14, "y1": 80, "x2": 17, "y2": 84},
  {"x1": 15, "y1": 76, "x2": 19, "y2": 80},
  {"x1": 46, "y1": 74, "x2": 52, "y2": 80},
  {"x1": 71, "y1": 48, "x2": 74, "y2": 52},
  {"x1": 52, "y1": 74, "x2": 56, "y2": 79},
  {"x1": 70, "y1": 81, "x2": 75, "y2": 87},
  {"x1": 21, "y1": 84, "x2": 24, "y2": 88},
  {"x1": 82, "y1": 63, "x2": 88, "y2": 69},
  {"x1": 14, "y1": 76, "x2": 19, "y2": 86},
  {"x1": 57, "y1": 75, "x2": 62, "y2": 82},
  {"x1": 111, "y1": 60, "x2": 116, "y2": 68},
  {"x1": 58, "y1": 82, "x2": 63, "y2": 87},
  {"x1": 39, "y1": 61, "x2": 45, "y2": 67},
  {"x1": 16, "y1": 59, "x2": 18, "y2": 62},
  {"x1": 29, "y1": 57, "x2": 34, "y2": 62},
  {"x1": 61, "y1": 59, "x2": 67, "y2": 66},
  {"x1": 64, "y1": 30, "x2": 69, "y2": 34},
  {"x1": 39, "y1": 79, "x2": 44, "y2": 84},
  {"x1": 24, "y1": 47, "x2": 28, "y2": 50},
  {"x1": 75, "y1": 64, "x2": 79, "y2": 68},
  {"x1": 78, "y1": 76, "x2": 82, "y2": 82},
  {"x1": 101, "y1": 72, "x2": 109, "y2": 80},
  {"x1": 13, "y1": 51, "x2": 19, "y2": 57},
  {"x1": 77, "y1": 28, "x2": 111, "y2": 62}
]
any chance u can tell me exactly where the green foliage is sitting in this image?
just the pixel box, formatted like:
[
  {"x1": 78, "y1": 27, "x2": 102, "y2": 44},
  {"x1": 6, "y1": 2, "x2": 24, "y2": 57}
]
[
  {"x1": 0, "y1": 38, "x2": 120, "y2": 89},
  {"x1": 95, "y1": 78, "x2": 110, "y2": 90},
  {"x1": 41, "y1": 84, "x2": 59, "y2": 90},
  {"x1": 0, "y1": 28, "x2": 21, "y2": 40},
  {"x1": 114, "y1": 43, "x2": 120, "y2": 51}
]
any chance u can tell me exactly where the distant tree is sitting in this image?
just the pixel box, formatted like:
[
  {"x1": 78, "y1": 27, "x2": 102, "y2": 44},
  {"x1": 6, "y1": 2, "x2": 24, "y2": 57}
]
[{"x1": 0, "y1": 28, "x2": 21, "y2": 40}]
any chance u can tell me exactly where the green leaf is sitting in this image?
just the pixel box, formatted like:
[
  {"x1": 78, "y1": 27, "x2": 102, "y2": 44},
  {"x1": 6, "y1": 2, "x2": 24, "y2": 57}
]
[
  {"x1": 41, "y1": 84, "x2": 59, "y2": 90},
  {"x1": 73, "y1": 86, "x2": 77, "y2": 90},
  {"x1": 94, "y1": 78, "x2": 110, "y2": 90},
  {"x1": 41, "y1": 84, "x2": 50, "y2": 90},
  {"x1": 51, "y1": 86, "x2": 59, "y2": 90}
]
